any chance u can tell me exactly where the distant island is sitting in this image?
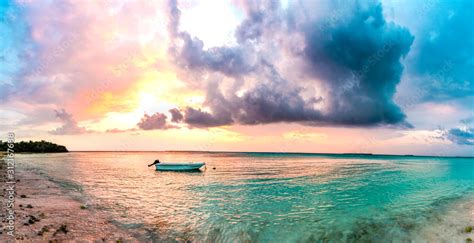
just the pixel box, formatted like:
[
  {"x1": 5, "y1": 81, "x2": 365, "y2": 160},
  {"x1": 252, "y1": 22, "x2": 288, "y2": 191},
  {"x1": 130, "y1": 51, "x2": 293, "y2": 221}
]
[{"x1": 0, "y1": 140, "x2": 68, "y2": 153}]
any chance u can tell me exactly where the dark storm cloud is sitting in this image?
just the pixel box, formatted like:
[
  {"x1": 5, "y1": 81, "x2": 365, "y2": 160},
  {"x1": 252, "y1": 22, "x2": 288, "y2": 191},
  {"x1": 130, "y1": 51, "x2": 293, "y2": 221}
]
[
  {"x1": 183, "y1": 107, "x2": 233, "y2": 128},
  {"x1": 302, "y1": 1, "x2": 413, "y2": 126},
  {"x1": 446, "y1": 128, "x2": 474, "y2": 146},
  {"x1": 233, "y1": 62, "x2": 323, "y2": 125},
  {"x1": 167, "y1": 0, "x2": 414, "y2": 128},
  {"x1": 182, "y1": 64, "x2": 323, "y2": 127},
  {"x1": 236, "y1": 84, "x2": 321, "y2": 125}
]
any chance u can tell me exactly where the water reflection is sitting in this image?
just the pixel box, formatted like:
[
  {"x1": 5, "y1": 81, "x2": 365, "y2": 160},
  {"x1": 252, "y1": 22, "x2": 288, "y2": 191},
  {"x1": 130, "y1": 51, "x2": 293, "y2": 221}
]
[{"x1": 16, "y1": 152, "x2": 474, "y2": 241}]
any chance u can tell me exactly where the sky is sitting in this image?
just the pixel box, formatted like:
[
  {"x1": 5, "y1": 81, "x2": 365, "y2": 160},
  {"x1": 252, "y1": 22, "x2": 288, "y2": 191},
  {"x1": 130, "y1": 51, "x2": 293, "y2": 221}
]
[{"x1": 0, "y1": 0, "x2": 473, "y2": 156}]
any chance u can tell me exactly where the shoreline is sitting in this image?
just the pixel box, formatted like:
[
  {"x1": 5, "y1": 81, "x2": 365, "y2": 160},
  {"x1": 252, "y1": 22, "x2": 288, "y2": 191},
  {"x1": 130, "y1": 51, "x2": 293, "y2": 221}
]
[
  {"x1": 0, "y1": 160, "x2": 143, "y2": 242},
  {"x1": 415, "y1": 196, "x2": 474, "y2": 242}
]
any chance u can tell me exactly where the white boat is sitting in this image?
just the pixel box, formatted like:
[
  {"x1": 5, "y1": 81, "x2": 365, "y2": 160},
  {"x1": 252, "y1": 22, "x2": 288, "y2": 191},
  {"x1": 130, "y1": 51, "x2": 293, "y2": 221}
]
[{"x1": 155, "y1": 162, "x2": 205, "y2": 171}]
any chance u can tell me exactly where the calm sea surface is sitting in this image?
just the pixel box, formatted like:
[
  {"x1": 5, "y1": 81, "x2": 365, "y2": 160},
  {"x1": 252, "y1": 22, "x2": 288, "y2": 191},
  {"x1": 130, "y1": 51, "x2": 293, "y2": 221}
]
[{"x1": 17, "y1": 152, "x2": 474, "y2": 242}]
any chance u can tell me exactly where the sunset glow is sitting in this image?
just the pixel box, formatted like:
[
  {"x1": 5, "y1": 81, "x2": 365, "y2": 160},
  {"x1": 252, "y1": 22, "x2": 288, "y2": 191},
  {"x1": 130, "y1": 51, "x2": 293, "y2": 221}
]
[{"x1": 0, "y1": 0, "x2": 472, "y2": 156}]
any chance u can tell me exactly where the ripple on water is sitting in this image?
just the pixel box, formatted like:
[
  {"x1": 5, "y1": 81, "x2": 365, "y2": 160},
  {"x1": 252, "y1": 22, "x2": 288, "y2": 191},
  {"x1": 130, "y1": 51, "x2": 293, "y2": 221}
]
[{"x1": 15, "y1": 152, "x2": 474, "y2": 242}]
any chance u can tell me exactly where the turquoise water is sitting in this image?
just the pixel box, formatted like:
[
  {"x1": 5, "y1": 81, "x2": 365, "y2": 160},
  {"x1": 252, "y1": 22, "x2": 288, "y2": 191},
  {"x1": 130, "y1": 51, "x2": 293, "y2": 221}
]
[{"x1": 17, "y1": 152, "x2": 474, "y2": 242}]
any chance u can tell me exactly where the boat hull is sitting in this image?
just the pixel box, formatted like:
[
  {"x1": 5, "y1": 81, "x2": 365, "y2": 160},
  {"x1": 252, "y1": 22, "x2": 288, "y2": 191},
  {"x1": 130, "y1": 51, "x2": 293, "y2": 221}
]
[{"x1": 155, "y1": 162, "x2": 205, "y2": 171}]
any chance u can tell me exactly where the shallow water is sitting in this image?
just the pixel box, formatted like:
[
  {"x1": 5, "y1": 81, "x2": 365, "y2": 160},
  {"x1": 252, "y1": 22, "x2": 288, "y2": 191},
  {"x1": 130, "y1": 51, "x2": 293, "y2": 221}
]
[{"x1": 17, "y1": 152, "x2": 474, "y2": 242}]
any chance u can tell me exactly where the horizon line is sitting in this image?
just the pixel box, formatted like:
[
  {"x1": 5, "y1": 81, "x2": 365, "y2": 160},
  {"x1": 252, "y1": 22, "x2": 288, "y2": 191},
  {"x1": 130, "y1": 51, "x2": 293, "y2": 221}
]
[{"x1": 67, "y1": 150, "x2": 474, "y2": 159}]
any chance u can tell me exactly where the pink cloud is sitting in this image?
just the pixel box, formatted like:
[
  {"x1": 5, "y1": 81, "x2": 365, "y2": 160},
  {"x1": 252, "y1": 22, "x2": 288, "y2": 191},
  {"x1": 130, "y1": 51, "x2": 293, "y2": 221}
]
[
  {"x1": 49, "y1": 109, "x2": 90, "y2": 135},
  {"x1": 137, "y1": 112, "x2": 176, "y2": 130},
  {"x1": 8, "y1": 0, "x2": 169, "y2": 122}
]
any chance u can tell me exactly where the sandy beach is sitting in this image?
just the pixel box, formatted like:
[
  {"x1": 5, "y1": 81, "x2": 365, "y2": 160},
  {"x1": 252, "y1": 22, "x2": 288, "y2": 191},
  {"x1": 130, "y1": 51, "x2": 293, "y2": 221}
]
[
  {"x1": 0, "y1": 159, "x2": 142, "y2": 242},
  {"x1": 415, "y1": 196, "x2": 474, "y2": 242}
]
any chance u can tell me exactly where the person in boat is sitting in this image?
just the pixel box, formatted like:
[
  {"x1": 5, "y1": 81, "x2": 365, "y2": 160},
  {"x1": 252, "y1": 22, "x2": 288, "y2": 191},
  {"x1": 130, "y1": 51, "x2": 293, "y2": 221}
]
[{"x1": 148, "y1": 159, "x2": 160, "y2": 167}]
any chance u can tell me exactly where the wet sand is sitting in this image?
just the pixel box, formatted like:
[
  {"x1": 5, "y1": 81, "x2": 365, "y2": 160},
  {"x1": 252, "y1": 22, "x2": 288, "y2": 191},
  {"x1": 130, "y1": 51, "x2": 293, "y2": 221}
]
[
  {"x1": 0, "y1": 159, "x2": 142, "y2": 242},
  {"x1": 415, "y1": 197, "x2": 474, "y2": 242}
]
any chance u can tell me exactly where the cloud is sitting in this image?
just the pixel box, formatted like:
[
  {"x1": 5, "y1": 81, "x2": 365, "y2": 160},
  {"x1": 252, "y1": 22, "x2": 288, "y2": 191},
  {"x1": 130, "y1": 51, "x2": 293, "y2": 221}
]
[
  {"x1": 234, "y1": 0, "x2": 281, "y2": 43},
  {"x1": 168, "y1": 108, "x2": 183, "y2": 123},
  {"x1": 301, "y1": 1, "x2": 413, "y2": 126},
  {"x1": 167, "y1": 0, "x2": 413, "y2": 128},
  {"x1": 184, "y1": 107, "x2": 233, "y2": 128},
  {"x1": 2, "y1": 0, "x2": 470, "y2": 138},
  {"x1": 137, "y1": 112, "x2": 176, "y2": 130},
  {"x1": 446, "y1": 128, "x2": 474, "y2": 146},
  {"x1": 0, "y1": 0, "x2": 169, "y2": 121},
  {"x1": 460, "y1": 116, "x2": 474, "y2": 125},
  {"x1": 168, "y1": 0, "x2": 256, "y2": 78},
  {"x1": 105, "y1": 128, "x2": 138, "y2": 133},
  {"x1": 49, "y1": 109, "x2": 89, "y2": 135}
]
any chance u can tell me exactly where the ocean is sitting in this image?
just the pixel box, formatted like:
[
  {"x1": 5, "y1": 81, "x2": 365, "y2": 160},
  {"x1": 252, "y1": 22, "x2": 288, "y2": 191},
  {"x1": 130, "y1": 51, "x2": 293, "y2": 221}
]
[{"x1": 16, "y1": 152, "x2": 474, "y2": 242}]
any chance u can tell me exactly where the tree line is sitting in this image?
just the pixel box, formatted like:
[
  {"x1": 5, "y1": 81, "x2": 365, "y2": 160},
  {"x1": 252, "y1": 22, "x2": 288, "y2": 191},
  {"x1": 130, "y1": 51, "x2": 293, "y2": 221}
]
[{"x1": 0, "y1": 140, "x2": 68, "y2": 153}]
